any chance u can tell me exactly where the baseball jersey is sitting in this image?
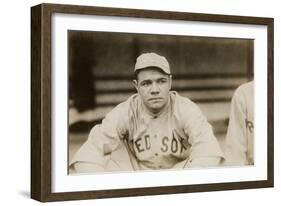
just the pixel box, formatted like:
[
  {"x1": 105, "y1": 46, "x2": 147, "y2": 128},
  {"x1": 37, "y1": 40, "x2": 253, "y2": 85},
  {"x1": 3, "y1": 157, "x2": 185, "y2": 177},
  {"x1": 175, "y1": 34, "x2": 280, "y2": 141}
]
[
  {"x1": 70, "y1": 91, "x2": 224, "y2": 171},
  {"x1": 224, "y1": 81, "x2": 254, "y2": 165}
]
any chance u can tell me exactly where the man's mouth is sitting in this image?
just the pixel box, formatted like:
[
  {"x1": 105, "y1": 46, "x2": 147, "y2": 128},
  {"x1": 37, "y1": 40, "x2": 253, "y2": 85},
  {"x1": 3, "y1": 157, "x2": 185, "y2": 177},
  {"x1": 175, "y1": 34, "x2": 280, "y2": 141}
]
[{"x1": 149, "y1": 97, "x2": 163, "y2": 101}]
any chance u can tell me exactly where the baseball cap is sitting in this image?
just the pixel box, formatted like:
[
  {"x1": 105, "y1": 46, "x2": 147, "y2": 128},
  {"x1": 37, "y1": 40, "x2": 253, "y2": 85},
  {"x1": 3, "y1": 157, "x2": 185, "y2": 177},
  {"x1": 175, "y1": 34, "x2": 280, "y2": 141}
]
[{"x1": 134, "y1": 52, "x2": 171, "y2": 75}]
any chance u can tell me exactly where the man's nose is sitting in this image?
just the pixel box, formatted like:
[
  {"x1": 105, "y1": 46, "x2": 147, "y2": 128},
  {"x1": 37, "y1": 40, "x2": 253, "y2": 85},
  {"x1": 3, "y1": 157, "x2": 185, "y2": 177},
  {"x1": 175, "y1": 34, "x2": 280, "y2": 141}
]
[{"x1": 150, "y1": 82, "x2": 160, "y2": 94}]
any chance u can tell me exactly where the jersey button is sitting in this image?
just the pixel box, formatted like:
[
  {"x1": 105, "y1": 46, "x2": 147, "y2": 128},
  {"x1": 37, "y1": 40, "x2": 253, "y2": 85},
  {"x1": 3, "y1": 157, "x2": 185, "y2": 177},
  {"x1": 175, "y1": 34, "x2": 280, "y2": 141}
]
[{"x1": 155, "y1": 153, "x2": 158, "y2": 156}]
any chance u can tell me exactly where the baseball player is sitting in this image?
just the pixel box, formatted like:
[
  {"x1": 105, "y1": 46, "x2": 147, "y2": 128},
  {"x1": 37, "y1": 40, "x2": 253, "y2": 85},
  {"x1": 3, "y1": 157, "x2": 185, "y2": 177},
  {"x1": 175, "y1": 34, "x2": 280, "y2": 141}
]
[
  {"x1": 224, "y1": 81, "x2": 254, "y2": 165},
  {"x1": 69, "y1": 52, "x2": 224, "y2": 173}
]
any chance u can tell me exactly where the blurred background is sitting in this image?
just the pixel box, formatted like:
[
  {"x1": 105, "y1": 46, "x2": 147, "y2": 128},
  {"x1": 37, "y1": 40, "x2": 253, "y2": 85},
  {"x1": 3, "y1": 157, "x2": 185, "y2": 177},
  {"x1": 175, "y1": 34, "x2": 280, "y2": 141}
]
[{"x1": 68, "y1": 30, "x2": 253, "y2": 162}]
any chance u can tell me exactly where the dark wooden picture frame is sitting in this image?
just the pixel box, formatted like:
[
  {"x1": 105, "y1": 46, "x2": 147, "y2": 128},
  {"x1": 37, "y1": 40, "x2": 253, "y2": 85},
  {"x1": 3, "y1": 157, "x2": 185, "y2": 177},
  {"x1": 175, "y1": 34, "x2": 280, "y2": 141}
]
[{"x1": 31, "y1": 3, "x2": 274, "y2": 202}]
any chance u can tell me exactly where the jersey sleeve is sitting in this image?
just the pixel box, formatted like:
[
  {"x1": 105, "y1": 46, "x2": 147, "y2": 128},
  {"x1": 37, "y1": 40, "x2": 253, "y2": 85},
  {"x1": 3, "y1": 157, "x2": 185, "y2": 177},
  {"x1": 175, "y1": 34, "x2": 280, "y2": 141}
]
[
  {"x1": 224, "y1": 88, "x2": 248, "y2": 165},
  {"x1": 180, "y1": 98, "x2": 224, "y2": 165},
  {"x1": 69, "y1": 102, "x2": 130, "y2": 172}
]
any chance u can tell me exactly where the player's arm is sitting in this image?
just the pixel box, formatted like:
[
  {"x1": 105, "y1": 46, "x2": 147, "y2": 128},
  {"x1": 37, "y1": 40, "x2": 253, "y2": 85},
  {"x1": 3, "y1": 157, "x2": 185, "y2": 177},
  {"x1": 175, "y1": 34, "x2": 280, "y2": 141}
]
[
  {"x1": 69, "y1": 125, "x2": 112, "y2": 173},
  {"x1": 187, "y1": 157, "x2": 221, "y2": 167},
  {"x1": 173, "y1": 157, "x2": 221, "y2": 169},
  {"x1": 224, "y1": 89, "x2": 248, "y2": 165},
  {"x1": 70, "y1": 162, "x2": 105, "y2": 173},
  {"x1": 183, "y1": 102, "x2": 225, "y2": 167},
  {"x1": 69, "y1": 103, "x2": 129, "y2": 173}
]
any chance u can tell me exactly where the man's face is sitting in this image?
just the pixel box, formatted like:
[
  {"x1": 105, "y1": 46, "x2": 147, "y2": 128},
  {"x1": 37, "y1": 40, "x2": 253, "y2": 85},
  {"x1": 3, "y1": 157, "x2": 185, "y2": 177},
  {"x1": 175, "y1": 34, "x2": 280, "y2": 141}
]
[{"x1": 133, "y1": 68, "x2": 172, "y2": 114}]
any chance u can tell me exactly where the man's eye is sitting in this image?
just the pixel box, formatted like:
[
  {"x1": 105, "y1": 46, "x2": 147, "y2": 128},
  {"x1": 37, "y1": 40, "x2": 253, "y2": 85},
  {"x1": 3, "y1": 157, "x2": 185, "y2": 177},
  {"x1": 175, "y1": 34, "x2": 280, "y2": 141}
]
[
  {"x1": 158, "y1": 79, "x2": 167, "y2": 84},
  {"x1": 141, "y1": 82, "x2": 150, "y2": 86}
]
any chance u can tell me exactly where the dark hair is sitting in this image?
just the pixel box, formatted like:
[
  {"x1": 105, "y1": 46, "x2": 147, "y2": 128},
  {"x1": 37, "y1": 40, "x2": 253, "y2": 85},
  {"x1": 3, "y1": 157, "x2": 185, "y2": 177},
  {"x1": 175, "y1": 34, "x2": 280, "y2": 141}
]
[
  {"x1": 133, "y1": 70, "x2": 139, "y2": 81},
  {"x1": 133, "y1": 67, "x2": 170, "y2": 81}
]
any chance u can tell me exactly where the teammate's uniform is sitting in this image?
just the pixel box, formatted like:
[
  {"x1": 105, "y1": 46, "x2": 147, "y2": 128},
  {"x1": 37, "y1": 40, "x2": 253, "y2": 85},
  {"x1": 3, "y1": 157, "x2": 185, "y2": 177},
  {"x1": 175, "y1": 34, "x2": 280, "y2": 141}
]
[
  {"x1": 225, "y1": 81, "x2": 254, "y2": 165},
  {"x1": 70, "y1": 91, "x2": 224, "y2": 171}
]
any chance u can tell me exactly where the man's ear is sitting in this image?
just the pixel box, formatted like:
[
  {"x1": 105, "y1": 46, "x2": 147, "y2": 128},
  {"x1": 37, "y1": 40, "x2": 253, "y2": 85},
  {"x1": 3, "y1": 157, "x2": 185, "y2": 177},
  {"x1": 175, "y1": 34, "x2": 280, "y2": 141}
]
[{"x1": 133, "y1": 80, "x2": 138, "y2": 92}]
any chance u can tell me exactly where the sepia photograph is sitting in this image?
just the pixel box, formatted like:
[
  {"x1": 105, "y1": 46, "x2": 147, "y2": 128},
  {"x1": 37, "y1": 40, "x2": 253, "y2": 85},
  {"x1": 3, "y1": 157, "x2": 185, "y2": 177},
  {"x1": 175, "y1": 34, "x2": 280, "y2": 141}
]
[
  {"x1": 31, "y1": 3, "x2": 273, "y2": 201},
  {"x1": 67, "y1": 30, "x2": 254, "y2": 174}
]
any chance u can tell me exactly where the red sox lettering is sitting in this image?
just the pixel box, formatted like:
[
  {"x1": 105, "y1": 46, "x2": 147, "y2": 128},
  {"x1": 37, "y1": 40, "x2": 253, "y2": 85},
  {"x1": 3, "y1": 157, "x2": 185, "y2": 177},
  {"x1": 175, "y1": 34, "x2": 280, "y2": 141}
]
[{"x1": 134, "y1": 134, "x2": 187, "y2": 154}]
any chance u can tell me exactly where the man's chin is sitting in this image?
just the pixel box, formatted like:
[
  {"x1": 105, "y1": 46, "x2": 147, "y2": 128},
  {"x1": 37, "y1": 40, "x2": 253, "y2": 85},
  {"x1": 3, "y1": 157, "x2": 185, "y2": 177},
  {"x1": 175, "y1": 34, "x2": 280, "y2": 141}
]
[{"x1": 149, "y1": 104, "x2": 165, "y2": 113}]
